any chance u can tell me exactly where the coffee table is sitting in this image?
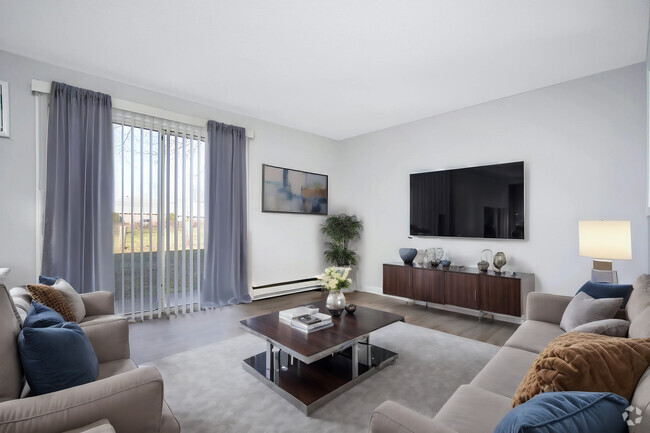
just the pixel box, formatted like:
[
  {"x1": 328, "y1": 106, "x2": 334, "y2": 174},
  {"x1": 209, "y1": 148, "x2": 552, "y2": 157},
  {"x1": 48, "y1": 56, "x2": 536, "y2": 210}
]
[{"x1": 240, "y1": 300, "x2": 404, "y2": 415}]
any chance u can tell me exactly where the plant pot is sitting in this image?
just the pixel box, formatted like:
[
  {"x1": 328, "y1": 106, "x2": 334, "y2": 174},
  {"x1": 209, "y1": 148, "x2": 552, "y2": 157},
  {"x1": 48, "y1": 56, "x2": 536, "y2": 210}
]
[{"x1": 326, "y1": 290, "x2": 346, "y2": 317}]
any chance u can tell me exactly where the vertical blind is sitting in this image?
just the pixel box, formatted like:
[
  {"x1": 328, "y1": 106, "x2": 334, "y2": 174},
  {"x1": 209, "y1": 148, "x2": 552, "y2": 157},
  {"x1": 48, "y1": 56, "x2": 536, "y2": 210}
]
[{"x1": 112, "y1": 109, "x2": 206, "y2": 320}]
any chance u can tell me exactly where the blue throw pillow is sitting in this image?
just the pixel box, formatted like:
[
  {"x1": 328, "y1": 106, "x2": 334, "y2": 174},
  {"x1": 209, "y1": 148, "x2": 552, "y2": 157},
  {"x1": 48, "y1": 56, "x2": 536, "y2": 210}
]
[
  {"x1": 22, "y1": 301, "x2": 65, "y2": 328},
  {"x1": 494, "y1": 391, "x2": 628, "y2": 433},
  {"x1": 577, "y1": 281, "x2": 633, "y2": 308},
  {"x1": 38, "y1": 275, "x2": 60, "y2": 286},
  {"x1": 18, "y1": 322, "x2": 98, "y2": 395}
]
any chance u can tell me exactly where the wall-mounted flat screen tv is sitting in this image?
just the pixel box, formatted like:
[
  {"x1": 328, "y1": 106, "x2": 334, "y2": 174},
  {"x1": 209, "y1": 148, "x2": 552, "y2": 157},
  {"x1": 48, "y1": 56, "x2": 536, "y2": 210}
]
[{"x1": 410, "y1": 161, "x2": 524, "y2": 239}]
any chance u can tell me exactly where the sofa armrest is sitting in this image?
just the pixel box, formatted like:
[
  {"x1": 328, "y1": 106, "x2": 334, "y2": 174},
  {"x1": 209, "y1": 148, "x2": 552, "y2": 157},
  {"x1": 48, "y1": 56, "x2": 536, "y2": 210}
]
[
  {"x1": 80, "y1": 316, "x2": 130, "y2": 363},
  {"x1": 0, "y1": 366, "x2": 164, "y2": 433},
  {"x1": 525, "y1": 292, "x2": 573, "y2": 324},
  {"x1": 80, "y1": 292, "x2": 115, "y2": 316},
  {"x1": 369, "y1": 401, "x2": 456, "y2": 433}
]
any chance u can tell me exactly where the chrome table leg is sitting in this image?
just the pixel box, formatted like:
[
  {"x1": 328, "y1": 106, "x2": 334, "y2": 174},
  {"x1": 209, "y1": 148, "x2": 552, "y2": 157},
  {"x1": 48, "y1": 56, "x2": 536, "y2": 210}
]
[{"x1": 352, "y1": 342, "x2": 359, "y2": 378}]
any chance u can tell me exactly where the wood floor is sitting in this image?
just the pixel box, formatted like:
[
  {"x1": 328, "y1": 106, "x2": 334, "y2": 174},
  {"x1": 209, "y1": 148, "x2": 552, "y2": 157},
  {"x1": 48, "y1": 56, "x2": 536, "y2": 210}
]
[{"x1": 129, "y1": 290, "x2": 519, "y2": 364}]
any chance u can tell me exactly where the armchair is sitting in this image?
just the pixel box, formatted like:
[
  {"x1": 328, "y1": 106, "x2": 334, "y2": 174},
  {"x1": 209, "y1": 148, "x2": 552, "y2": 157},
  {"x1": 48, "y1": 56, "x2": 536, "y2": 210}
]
[{"x1": 0, "y1": 284, "x2": 180, "y2": 433}]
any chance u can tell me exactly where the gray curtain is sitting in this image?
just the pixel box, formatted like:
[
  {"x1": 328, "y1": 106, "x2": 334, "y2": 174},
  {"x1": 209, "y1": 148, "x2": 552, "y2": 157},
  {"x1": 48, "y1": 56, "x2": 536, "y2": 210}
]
[
  {"x1": 201, "y1": 120, "x2": 250, "y2": 307},
  {"x1": 42, "y1": 82, "x2": 114, "y2": 293}
]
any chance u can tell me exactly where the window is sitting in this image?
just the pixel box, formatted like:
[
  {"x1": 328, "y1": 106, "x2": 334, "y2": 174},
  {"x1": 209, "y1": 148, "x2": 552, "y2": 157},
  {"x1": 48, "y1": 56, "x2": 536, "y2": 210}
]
[{"x1": 113, "y1": 110, "x2": 206, "y2": 319}]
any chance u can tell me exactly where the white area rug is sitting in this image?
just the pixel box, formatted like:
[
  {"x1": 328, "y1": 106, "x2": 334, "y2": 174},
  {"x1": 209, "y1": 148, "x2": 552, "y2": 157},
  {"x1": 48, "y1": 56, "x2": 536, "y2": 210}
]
[{"x1": 149, "y1": 322, "x2": 499, "y2": 433}]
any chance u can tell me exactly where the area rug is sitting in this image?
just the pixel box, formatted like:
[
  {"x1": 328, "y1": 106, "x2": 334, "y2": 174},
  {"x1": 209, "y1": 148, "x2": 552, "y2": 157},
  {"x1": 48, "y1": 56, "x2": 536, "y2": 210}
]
[{"x1": 148, "y1": 321, "x2": 499, "y2": 433}]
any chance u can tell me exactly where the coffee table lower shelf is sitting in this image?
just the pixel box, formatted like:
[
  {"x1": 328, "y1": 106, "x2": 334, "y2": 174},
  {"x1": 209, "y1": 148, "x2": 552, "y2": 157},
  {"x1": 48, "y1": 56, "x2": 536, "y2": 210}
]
[{"x1": 242, "y1": 345, "x2": 398, "y2": 415}]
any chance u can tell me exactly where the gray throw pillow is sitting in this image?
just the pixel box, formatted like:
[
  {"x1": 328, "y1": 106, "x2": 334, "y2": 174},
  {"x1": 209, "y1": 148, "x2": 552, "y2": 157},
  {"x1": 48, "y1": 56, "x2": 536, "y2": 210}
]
[
  {"x1": 560, "y1": 291, "x2": 622, "y2": 332},
  {"x1": 628, "y1": 305, "x2": 650, "y2": 338},
  {"x1": 53, "y1": 279, "x2": 86, "y2": 322},
  {"x1": 572, "y1": 318, "x2": 630, "y2": 337}
]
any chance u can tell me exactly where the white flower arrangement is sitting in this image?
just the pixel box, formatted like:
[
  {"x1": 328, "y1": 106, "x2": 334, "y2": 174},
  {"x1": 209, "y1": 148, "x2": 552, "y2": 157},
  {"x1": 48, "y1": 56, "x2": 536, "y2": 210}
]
[{"x1": 317, "y1": 267, "x2": 352, "y2": 292}]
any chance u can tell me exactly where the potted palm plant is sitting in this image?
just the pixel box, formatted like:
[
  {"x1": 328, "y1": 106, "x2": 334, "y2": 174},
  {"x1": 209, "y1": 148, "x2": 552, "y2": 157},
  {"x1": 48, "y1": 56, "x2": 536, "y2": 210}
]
[
  {"x1": 321, "y1": 213, "x2": 362, "y2": 291},
  {"x1": 321, "y1": 213, "x2": 362, "y2": 266}
]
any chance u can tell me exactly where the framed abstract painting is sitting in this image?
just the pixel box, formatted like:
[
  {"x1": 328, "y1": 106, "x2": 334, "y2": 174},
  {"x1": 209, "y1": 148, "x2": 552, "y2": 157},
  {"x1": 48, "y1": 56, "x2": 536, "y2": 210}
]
[{"x1": 262, "y1": 164, "x2": 328, "y2": 215}]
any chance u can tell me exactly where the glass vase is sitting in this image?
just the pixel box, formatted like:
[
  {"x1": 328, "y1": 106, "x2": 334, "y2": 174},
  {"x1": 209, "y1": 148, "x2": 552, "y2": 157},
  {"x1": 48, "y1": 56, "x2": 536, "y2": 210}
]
[{"x1": 326, "y1": 290, "x2": 346, "y2": 317}]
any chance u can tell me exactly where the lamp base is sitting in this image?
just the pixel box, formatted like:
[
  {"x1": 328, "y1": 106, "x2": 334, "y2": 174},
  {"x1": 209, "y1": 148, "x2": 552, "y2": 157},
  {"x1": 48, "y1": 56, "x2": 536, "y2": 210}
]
[
  {"x1": 591, "y1": 269, "x2": 618, "y2": 284},
  {"x1": 592, "y1": 259, "x2": 613, "y2": 271}
]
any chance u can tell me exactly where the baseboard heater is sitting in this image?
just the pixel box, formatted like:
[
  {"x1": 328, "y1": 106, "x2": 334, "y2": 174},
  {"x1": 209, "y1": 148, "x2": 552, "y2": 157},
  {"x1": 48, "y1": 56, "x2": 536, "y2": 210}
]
[{"x1": 252, "y1": 277, "x2": 322, "y2": 300}]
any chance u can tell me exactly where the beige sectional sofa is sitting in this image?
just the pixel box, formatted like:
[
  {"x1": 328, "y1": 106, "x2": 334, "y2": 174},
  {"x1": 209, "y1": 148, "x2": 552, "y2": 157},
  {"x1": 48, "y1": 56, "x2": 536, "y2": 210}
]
[
  {"x1": 0, "y1": 284, "x2": 180, "y2": 433},
  {"x1": 370, "y1": 275, "x2": 650, "y2": 433}
]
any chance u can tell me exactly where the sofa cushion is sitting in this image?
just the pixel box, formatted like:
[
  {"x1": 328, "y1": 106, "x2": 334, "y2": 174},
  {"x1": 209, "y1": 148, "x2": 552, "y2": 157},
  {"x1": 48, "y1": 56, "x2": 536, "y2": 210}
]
[
  {"x1": 470, "y1": 347, "x2": 538, "y2": 398},
  {"x1": 495, "y1": 391, "x2": 628, "y2": 433},
  {"x1": 12, "y1": 296, "x2": 30, "y2": 325},
  {"x1": 62, "y1": 419, "x2": 116, "y2": 433},
  {"x1": 433, "y1": 385, "x2": 512, "y2": 433},
  {"x1": 79, "y1": 314, "x2": 126, "y2": 327},
  {"x1": 0, "y1": 284, "x2": 23, "y2": 402},
  {"x1": 629, "y1": 306, "x2": 650, "y2": 339},
  {"x1": 9, "y1": 286, "x2": 32, "y2": 326},
  {"x1": 53, "y1": 279, "x2": 86, "y2": 322},
  {"x1": 512, "y1": 332, "x2": 650, "y2": 407},
  {"x1": 630, "y1": 369, "x2": 650, "y2": 433},
  {"x1": 10, "y1": 286, "x2": 32, "y2": 304},
  {"x1": 628, "y1": 274, "x2": 650, "y2": 321},
  {"x1": 577, "y1": 280, "x2": 633, "y2": 308},
  {"x1": 39, "y1": 275, "x2": 60, "y2": 286},
  {"x1": 22, "y1": 302, "x2": 65, "y2": 329},
  {"x1": 18, "y1": 322, "x2": 99, "y2": 395},
  {"x1": 572, "y1": 318, "x2": 630, "y2": 337},
  {"x1": 505, "y1": 320, "x2": 565, "y2": 354},
  {"x1": 559, "y1": 292, "x2": 622, "y2": 332},
  {"x1": 97, "y1": 359, "x2": 137, "y2": 380},
  {"x1": 26, "y1": 284, "x2": 76, "y2": 322}
]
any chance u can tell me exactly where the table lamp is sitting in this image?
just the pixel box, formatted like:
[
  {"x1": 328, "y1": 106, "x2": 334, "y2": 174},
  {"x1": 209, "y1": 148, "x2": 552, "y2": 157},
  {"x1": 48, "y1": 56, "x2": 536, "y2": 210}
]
[{"x1": 578, "y1": 220, "x2": 631, "y2": 283}]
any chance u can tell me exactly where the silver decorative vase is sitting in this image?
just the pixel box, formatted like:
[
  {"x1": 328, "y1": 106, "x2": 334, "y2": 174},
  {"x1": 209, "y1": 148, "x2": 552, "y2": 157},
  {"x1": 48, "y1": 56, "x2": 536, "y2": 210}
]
[
  {"x1": 326, "y1": 290, "x2": 346, "y2": 317},
  {"x1": 493, "y1": 252, "x2": 507, "y2": 273}
]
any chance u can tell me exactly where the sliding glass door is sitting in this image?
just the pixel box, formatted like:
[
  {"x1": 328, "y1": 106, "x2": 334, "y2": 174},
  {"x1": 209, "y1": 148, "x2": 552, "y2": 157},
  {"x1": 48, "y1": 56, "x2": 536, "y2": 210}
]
[{"x1": 112, "y1": 110, "x2": 205, "y2": 319}]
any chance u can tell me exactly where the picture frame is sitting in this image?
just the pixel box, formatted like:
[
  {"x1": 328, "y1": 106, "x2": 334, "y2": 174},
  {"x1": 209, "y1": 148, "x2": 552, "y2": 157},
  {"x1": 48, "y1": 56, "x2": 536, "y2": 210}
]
[
  {"x1": 0, "y1": 81, "x2": 9, "y2": 138},
  {"x1": 262, "y1": 164, "x2": 328, "y2": 215}
]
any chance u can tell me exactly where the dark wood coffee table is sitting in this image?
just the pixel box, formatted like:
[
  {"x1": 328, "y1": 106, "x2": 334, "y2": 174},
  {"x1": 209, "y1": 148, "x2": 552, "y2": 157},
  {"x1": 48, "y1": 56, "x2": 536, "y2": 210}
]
[{"x1": 240, "y1": 300, "x2": 404, "y2": 415}]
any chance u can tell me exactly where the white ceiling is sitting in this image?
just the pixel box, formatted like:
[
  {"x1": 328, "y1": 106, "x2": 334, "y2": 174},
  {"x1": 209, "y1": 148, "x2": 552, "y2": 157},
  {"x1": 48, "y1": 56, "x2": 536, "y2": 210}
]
[{"x1": 0, "y1": 0, "x2": 648, "y2": 140}]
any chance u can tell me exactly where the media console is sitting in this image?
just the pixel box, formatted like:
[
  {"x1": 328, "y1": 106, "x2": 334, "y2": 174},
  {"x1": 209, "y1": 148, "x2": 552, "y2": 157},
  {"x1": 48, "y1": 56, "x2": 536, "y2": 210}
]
[{"x1": 383, "y1": 263, "x2": 534, "y2": 317}]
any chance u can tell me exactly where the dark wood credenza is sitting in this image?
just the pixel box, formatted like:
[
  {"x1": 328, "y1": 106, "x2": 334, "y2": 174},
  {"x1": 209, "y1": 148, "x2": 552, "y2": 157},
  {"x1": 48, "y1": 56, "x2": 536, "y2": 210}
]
[{"x1": 383, "y1": 263, "x2": 534, "y2": 317}]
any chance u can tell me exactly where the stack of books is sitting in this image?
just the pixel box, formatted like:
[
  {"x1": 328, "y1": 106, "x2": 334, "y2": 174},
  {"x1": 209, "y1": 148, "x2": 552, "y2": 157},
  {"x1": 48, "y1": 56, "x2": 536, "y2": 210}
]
[
  {"x1": 278, "y1": 306, "x2": 319, "y2": 322},
  {"x1": 279, "y1": 306, "x2": 333, "y2": 334}
]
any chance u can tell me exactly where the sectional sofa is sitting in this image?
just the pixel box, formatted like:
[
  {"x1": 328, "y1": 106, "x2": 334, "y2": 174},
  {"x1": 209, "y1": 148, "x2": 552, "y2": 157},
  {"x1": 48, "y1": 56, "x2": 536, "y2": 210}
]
[{"x1": 370, "y1": 275, "x2": 650, "y2": 433}]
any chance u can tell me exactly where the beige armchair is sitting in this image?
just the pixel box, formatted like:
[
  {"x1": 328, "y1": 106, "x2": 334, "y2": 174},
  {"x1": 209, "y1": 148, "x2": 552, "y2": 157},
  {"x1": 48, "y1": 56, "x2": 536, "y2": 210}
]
[{"x1": 0, "y1": 284, "x2": 180, "y2": 433}]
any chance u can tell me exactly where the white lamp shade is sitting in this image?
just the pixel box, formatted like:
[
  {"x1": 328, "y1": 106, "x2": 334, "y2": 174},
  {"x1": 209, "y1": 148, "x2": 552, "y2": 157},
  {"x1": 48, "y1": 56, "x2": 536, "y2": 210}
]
[{"x1": 578, "y1": 221, "x2": 632, "y2": 260}]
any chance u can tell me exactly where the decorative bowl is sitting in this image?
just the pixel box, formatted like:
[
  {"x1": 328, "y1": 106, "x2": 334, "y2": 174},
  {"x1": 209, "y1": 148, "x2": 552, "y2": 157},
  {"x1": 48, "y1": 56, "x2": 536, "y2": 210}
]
[
  {"x1": 345, "y1": 303, "x2": 357, "y2": 314},
  {"x1": 399, "y1": 248, "x2": 418, "y2": 264},
  {"x1": 441, "y1": 260, "x2": 451, "y2": 267},
  {"x1": 477, "y1": 260, "x2": 489, "y2": 272}
]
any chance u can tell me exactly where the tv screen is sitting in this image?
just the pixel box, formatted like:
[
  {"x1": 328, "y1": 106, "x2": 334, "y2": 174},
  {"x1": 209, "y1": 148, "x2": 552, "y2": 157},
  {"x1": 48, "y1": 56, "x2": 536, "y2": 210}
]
[{"x1": 410, "y1": 162, "x2": 524, "y2": 239}]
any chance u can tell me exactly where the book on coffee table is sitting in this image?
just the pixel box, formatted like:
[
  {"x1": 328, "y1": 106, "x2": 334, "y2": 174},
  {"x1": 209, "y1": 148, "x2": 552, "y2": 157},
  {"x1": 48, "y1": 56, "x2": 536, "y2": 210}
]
[
  {"x1": 278, "y1": 305, "x2": 320, "y2": 321},
  {"x1": 279, "y1": 312, "x2": 333, "y2": 333},
  {"x1": 291, "y1": 319, "x2": 333, "y2": 333}
]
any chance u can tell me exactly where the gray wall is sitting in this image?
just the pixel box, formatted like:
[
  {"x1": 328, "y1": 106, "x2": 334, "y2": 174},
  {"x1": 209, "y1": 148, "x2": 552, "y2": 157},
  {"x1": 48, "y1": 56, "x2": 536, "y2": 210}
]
[
  {"x1": 339, "y1": 63, "x2": 648, "y2": 295},
  {"x1": 0, "y1": 50, "x2": 343, "y2": 288},
  {"x1": 1, "y1": 50, "x2": 647, "y2": 296}
]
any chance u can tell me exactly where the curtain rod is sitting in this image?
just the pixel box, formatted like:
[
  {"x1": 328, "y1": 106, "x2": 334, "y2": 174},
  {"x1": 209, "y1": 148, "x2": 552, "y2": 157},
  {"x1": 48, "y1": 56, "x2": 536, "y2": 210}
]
[{"x1": 31, "y1": 79, "x2": 255, "y2": 139}]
